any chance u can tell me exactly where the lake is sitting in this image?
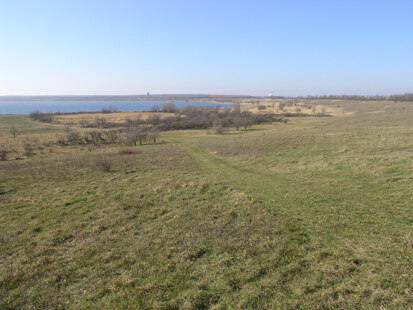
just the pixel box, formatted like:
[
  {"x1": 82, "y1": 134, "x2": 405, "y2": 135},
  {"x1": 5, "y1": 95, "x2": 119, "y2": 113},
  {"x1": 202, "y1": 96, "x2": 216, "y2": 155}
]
[{"x1": 0, "y1": 100, "x2": 226, "y2": 114}]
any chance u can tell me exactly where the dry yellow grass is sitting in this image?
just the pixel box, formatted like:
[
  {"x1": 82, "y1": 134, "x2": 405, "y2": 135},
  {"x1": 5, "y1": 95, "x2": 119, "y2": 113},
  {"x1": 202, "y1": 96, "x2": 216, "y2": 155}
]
[{"x1": 53, "y1": 111, "x2": 174, "y2": 126}]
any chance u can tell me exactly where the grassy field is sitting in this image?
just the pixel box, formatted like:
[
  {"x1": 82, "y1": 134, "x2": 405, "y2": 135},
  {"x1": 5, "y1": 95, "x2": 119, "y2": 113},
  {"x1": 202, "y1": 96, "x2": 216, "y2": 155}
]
[{"x1": 0, "y1": 100, "x2": 412, "y2": 309}]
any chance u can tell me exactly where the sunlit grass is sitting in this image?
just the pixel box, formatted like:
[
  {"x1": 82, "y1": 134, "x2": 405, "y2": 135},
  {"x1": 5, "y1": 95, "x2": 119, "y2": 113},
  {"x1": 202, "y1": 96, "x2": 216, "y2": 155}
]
[{"x1": 1, "y1": 100, "x2": 412, "y2": 309}]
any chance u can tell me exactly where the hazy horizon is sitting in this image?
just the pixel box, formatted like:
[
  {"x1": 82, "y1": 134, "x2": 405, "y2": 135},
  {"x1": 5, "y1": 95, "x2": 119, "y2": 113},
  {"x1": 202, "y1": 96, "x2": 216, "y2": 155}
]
[{"x1": 1, "y1": 0, "x2": 413, "y2": 96}]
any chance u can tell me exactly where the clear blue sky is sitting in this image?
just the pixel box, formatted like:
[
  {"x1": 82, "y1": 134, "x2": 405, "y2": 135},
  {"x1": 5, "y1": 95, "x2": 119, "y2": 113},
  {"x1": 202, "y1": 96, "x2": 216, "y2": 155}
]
[{"x1": 1, "y1": 0, "x2": 412, "y2": 96}]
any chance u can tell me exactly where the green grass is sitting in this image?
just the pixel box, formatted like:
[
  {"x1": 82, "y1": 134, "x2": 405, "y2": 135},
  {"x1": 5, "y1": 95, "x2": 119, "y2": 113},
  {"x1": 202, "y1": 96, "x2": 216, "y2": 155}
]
[
  {"x1": 0, "y1": 114, "x2": 65, "y2": 137},
  {"x1": 0, "y1": 100, "x2": 412, "y2": 309}
]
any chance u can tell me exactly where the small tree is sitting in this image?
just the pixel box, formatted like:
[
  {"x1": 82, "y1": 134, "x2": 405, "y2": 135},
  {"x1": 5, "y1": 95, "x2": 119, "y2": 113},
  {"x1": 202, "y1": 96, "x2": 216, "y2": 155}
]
[
  {"x1": 107, "y1": 131, "x2": 119, "y2": 144},
  {"x1": 126, "y1": 126, "x2": 146, "y2": 146},
  {"x1": 10, "y1": 125, "x2": 17, "y2": 140},
  {"x1": 148, "y1": 127, "x2": 159, "y2": 143},
  {"x1": 233, "y1": 117, "x2": 242, "y2": 131}
]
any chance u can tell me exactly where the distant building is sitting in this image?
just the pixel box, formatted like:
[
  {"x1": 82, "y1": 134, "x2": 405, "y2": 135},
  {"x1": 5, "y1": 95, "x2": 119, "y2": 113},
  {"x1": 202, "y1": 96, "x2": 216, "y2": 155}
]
[{"x1": 147, "y1": 92, "x2": 150, "y2": 96}]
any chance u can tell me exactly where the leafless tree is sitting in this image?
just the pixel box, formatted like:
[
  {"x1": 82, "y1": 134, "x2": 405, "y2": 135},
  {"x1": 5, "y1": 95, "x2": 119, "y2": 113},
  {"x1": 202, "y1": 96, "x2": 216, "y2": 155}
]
[
  {"x1": 151, "y1": 105, "x2": 160, "y2": 112},
  {"x1": 161, "y1": 102, "x2": 176, "y2": 113},
  {"x1": 126, "y1": 126, "x2": 146, "y2": 145},
  {"x1": 10, "y1": 125, "x2": 17, "y2": 140},
  {"x1": 148, "y1": 127, "x2": 159, "y2": 143},
  {"x1": 107, "y1": 131, "x2": 119, "y2": 144},
  {"x1": 233, "y1": 117, "x2": 243, "y2": 131}
]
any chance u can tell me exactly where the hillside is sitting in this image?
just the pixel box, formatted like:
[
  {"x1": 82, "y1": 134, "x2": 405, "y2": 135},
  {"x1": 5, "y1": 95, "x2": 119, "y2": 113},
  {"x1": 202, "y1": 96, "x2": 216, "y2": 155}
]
[{"x1": 0, "y1": 100, "x2": 412, "y2": 309}]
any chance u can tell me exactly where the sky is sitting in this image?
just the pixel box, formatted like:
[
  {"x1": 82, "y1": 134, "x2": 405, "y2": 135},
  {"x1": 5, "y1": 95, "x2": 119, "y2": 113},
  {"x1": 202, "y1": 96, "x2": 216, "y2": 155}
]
[{"x1": 1, "y1": 0, "x2": 412, "y2": 96}]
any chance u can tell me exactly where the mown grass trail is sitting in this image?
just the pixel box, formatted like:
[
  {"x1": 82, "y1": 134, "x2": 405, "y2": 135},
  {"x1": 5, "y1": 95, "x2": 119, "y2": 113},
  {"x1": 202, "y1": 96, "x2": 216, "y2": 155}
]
[{"x1": 173, "y1": 106, "x2": 413, "y2": 309}]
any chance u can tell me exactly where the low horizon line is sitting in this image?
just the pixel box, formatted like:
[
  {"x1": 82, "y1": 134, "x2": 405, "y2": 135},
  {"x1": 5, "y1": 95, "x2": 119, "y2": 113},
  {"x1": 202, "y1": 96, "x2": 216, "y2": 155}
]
[{"x1": 1, "y1": 92, "x2": 412, "y2": 98}]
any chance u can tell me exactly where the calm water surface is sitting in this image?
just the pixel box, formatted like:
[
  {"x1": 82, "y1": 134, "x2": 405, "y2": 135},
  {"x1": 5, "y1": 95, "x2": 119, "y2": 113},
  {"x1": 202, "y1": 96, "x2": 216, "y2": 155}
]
[{"x1": 0, "y1": 100, "x2": 225, "y2": 114}]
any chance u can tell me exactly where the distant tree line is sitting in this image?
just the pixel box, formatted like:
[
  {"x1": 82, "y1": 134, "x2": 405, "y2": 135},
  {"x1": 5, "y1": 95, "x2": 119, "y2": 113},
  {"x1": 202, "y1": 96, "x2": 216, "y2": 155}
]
[{"x1": 270, "y1": 93, "x2": 413, "y2": 102}]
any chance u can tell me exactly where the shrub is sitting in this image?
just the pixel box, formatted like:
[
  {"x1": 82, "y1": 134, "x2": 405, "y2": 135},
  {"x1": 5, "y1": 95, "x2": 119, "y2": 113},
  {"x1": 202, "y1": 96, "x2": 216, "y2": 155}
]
[
  {"x1": 56, "y1": 136, "x2": 67, "y2": 147},
  {"x1": 0, "y1": 147, "x2": 10, "y2": 161},
  {"x1": 95, "y1": 117, "x2": 108, "y2": 128},
  {"x1": 29, "y1": 111, "x2": 54, "y2": 123},
  {"x1": 107, "y1": 131, "x2": 120, "y2": 144},
  {"x1": 96, "y1": 156, "x2": 112, "y2": 172},
  {"x1": 67, "y1": 132, "x2": 81, "y2": 144},
  {"x1": 101, "y1": 105, "x2": 117, "y2": 113},
  {"x1": 23, "y1": 143, "x2": 35, "y2": 158},
  {"x1": 213, "y1": 119, "x2": 225, "y2": 134}
]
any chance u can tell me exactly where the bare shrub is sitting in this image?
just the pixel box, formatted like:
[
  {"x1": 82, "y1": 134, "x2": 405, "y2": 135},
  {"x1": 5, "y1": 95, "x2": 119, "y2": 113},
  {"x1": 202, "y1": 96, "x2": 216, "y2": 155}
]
[
  {"x1": 258, "y1": 105, "x2": 267, "y2": 110},
  {"x1": 23, "y1": 143, "x2": 35, "y2": 158},
  {"x1": 311, "y1": 105, "x2": 317, "y2": 114},
  {"x1": 101, "y1": 105, "x2": 117, "y2": 113},
  {"x1": 107, "y1": 131, "x2": 119, "y2": 144},
  {"x1": 147, "y1": 114, "x2": 161, "y2": 126},
  {"x1": 213, "y1": 119, "x2": 225, "y2": 134},
  {"x1": 0, "y1": 146, "x2": 11, "y2": 161},
  {"x1": 67, "y1": 132, "x2": 81, "y2": 144},
  {"x1": 96, "y1": 156, "x2": 112, "y2": 172},
  {"x1": 89, "y1": 131, "x2": 104, "y2": 144},
  {"x1": 56, "y1": 136, "x2": 67, "y2": 147},
  {"x1": 161, "y1": 102, "x2": 176, "y2": 113},
  {"x1": 79, "y1": 120, "x2": 90, "y2": 128},
  {"x1": 95, "y1": 117, "x2": 108, "y2": 128},
  {"x1": 29, "y1": 111, "x2": 54, "y2": 123},
  {"x1": 151, "y1": 105, "x2": 160, "y2": 112},
  {"x1": 321, "y1": 106, "x2": 327, "y2": 115}
]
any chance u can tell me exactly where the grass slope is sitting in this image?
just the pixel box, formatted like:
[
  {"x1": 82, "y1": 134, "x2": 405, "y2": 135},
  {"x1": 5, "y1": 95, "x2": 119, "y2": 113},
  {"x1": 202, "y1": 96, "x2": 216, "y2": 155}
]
[{"x1": 0, "y1": 100, "x2": 412, "y2": 309}]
